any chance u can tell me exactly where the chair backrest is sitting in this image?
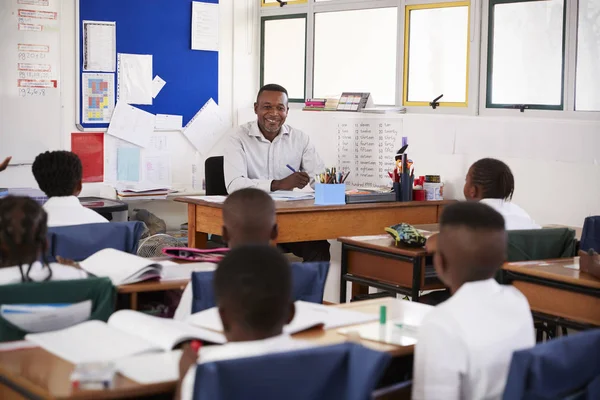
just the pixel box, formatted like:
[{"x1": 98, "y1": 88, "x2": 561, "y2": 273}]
[
  {"x1": 0, "y1": 277, "x2": 115, "y2": 342},
  {"x1": 503, "y1": 329, "x2": 600, "y2": 400},
  {"x1": 191, "y1": 262, "x2": 330, "y2": 314},
  {"x1": 46, "y1": 221, "x2": 145, "y2": 262},
  {"x1": 581, "y1": 216, "x2": 600, "y2": 253},
  {"x1": 507, "y1": 228, "x2": 577, "y2": 262},
  {"x1": 193, "y1": 342, "x2": 391, "y2": 400},
  {"x1": 205, "y1": 156, "x2": 228, "y2": 196}
]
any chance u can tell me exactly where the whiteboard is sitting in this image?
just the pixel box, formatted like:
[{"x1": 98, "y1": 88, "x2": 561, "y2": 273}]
[{"x1": 0, "y1": 0, "x2": 62, "y2": 165}]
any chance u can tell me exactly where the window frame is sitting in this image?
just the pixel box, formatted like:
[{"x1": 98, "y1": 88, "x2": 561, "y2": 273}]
[{"x1": 262, "y1": 0, "x2": 308, "y2": 7}]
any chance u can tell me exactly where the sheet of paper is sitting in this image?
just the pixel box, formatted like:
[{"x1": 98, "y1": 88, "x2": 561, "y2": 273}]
[
  {"x1": 0, "y1": 341, "x2": 39, "y2": 352},
  {"x1": 116, "y1": 350, "x2": 181, "y2": 384},
  {"x1": 83, "y1": 21, "x2": 116, "y2": 72},
  {"x1": 184, "y1": 195, "x2": 226, "y2": 203},
  {"x1": 148, "y1": 135, "x2": 169, "y2": 152},
  {"x1": 82, "y1": 73, "x2": 115, "y2": 124},
  {"x1": 183, "y1": 98, "x2": 227, "y2": 155},
  {"x1": 71, "y1": 133, "x2": 104, "y2": 183},
  {"x1": 0, "y1": 301, "x2": 92, "y2": 334},
  {"x1": 117, "y1": 53, "x2": 153, "y2": 105},
  {"x1": 106, "y1": 102, "x2": 155, "y2": 147},
  {"x1": 104, "y1": 135, "x2": 138, "y2": 184},
  {"x1": 155, "y1": 114, "x2": 183, "y2": 131},
  {"x1": 191, "y1": 2, "x2": 219, "y2": 52},
  {"x1": 142, "y1": 153, "x2": 171, "y2": 187},
  {"x1": 117, "y1": 147, "x2": 141, "y2": 182},
  {"x1": 152, "y1": 75, "x2": 166, "y2": 98},
  {"x1": 160, "y1": 262, "x2": 216, "y2": 281}
]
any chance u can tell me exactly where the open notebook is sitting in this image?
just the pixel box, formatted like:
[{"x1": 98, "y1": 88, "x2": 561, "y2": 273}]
[
  {"x1": 187, "y1": 301, "x2": 377, "y2": 334},
  {"x1": 79, "y1": 248, "x2": 165, "y2": 285},
  {"x1": 25, "y1": 310, "x2": 225, "y2": 364}
]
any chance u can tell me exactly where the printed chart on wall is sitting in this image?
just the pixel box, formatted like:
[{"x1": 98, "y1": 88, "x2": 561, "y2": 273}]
[{"x1": 336, "y1": 118, "x2": 402, "y2": 187}]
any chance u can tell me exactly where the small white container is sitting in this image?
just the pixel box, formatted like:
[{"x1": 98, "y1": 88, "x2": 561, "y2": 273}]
[{"x1": 423, "y1": 182, "x2": 444, "y2": 201}]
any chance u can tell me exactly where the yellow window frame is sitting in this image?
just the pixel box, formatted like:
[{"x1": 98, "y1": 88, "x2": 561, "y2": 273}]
[
  {"x1": 402, "y1": 1, "x2": 470, "y2": 107},
  {"x1": 262, "y1": 0, "x2": 307, "y2": 7}
]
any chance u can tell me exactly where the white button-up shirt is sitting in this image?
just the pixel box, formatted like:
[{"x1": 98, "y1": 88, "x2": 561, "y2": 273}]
[
  {"x1": 223, "y1": 121, "x2": 324, "y2": 193},
  {"x1": 480, "y1": 199, "x2": 541, "y2": 230},
  {"x1": 412, "y1": 279, "x2": 535, "y2": 400},
  {"x1": 43, "y1": 196, "x2": 109, "y2": 227}
]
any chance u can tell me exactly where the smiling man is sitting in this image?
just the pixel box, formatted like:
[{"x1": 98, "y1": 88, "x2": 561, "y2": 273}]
[{"x1": 223, "y1": 83, "x2": 330, "y2": 262}]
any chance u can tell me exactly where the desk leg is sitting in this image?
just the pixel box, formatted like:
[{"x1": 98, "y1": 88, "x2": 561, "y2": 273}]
[
  {"x1": 412, "y1": 256, "x2": 422, "y2": 302},
  {"x1": 340, "y1": 245, "x2": 348, "y2": 303},
  {"x1": 351, "y1": 284, "x2": 369, "y2": 300},
  {"x1": 130, "y1": 293, "x2": 138, "y2": 311},
  {"x1": 187, "y1": 204, "x2": 208, "y2": 248}
]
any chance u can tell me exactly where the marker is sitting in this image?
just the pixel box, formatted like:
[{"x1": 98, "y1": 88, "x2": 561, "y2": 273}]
[
  {"x1": 379, "y1": 305, "x2": 387, "y2": 325},
  {"x1": 191, "y1": 340, "x2": 202, "y2": 354},
  {"x1": 286, "y1": 164, "x2": 296, "y2": 173}
]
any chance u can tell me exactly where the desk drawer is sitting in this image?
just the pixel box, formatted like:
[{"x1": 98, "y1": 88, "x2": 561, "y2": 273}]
[{"x1": 347, "y1": 250, "x2": 423, "y2": 288}]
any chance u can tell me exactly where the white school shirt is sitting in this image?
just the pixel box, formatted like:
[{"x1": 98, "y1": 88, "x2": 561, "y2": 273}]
[
  {"x1": 480, "y1": 198, "x2": 540, "y2": 231},
  {"x1": 43, "y1": 196, "x2": 109, "y2": 227},
  {"x1": 173, "y1": 283, "x2": 193, "y2": 321},
  {"x1": 181, "y1": 334, "x2": 312, "y2": 400},
  {"x1": 0, "y1": 262, "x2": 88, "y2": 285},
  {"x1": 223, "y1": 121, "x2": 324, "y2": 193},
  {"x1": 412, "y1": 279, "x2": 535, "y2": 400}
]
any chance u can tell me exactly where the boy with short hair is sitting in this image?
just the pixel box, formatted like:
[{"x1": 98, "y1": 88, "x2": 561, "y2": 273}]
[
  {"x1": 32, "y1": 151, "x2": 107, "y2": 227},
  {"x1": 412, "y1": 202, "x2": 535, "y2": 400},
  {"x1": 176, "y1": 245, "x2": 306, "y2": 400}
]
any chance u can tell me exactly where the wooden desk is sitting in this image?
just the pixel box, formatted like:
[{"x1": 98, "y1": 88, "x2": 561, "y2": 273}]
[
  {"x1": 0, "y1": 298, "x2": 418, "y2": 400},
  {"x1": 117, "y1": 279, "x2": 188, "y2": 311},
  {"x1": 501, "y1": 257, "x2": 600, "y2": 329},
  {"x1": 175, "y1": 198, "x2": 451, "y2": 248},
  {"x1": 338, "y1": 234, "x2": 444, "y2": 303}
]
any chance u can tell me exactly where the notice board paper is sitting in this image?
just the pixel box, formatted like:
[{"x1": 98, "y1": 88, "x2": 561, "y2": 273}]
[{"x1": 71, "y1": 132, "x2": 104, "y2": 183}]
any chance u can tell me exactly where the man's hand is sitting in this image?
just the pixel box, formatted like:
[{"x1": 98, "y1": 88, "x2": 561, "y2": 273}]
[
  {"x1": 0, "y1": 157, "x2": 11, "y2": 172},
  {"x1": 175, "y1": 342, "x2": 199, "y2": 400},
  {"x1": 271, "y1": 172, "x2": 310, "y2": 191}
]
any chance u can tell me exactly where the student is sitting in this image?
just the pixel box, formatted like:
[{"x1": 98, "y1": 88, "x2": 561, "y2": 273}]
[
  {"x1": 176, "y1": 245, "x2": 307, "y2": 400},
  {"x1": 173, "y1": 187, "x2": 278, "y2": 321},
  {"x1": 32, "y1": 151, "x2": 108, "y2": 227},
  {"x1": 464, "y1": 158, "x2": 540, "y2": 230},
  {"x1": 0, "y1": 196, "x2": 88, "y2": 284},
  {"x1": 412, "y1": 202, "x2": 534, "y2": 400}
]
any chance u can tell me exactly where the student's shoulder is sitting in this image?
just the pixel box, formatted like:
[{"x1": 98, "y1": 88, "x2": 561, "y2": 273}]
[
  {"x1": 419, "y1": 302, "x2": 459, "y2": 335},
  {"x1": 501, "y1": 284, "x2": 532, "y2": 310}
]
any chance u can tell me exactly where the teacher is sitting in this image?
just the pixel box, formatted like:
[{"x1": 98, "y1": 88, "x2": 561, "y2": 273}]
[{"x1": 223, "y1": 84, "x2": 330, "y2": 262}]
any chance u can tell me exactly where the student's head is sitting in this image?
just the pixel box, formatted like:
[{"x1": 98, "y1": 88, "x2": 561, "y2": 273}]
[
  {"x1": 463, "y1": 158, "x2": 515, "y2": 201},
  {"x1": 214, "y1": 245, "x2": 294, "y2": 342},
  {"x1": 222, "y1": 188, "x2": 277, "y2": 248},
  {"x1": 254, "y1": 84, "x2": 289, "y2": 136},
  {"x1": 32, "y1": 151, "x2": 83, "y2": 197},
  {"x1": 0, "y1": 196, "x2": 48, "y2": 268},
  {"x1": 434, "y1": 202, "x2": 506, "y2": 292}
]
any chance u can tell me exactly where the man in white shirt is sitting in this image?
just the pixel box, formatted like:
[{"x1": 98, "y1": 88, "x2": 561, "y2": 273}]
[
  {"x1": 32, "y1": 151, "x2": 108, "y2": 227},
  {"x1": 223, "y1": 84, "x2": 329, "y2": 262},
  {"x1": 412, "y1": 202, "x2": 535, "y2": 400},
  {"x1": 176, "y1": 245, "x2": 304, "y2": 400}
]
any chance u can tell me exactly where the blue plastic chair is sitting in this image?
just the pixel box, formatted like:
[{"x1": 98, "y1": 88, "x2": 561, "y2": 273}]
[
  {"x1": 46, "y1": 221, "x2": 145, "y2": 262},
  {"x1": 191, "y1": 262, "x2": 330, "y2": 314},
  {"x1": 193, "y1": 342, "x2": 391, "y2": 400},
  {"x1": 503, "y1": 329, "x2": 600, "y2": 399},
  {"x1": 581, "y1": 216, "x2": 600, "y2": 253}
]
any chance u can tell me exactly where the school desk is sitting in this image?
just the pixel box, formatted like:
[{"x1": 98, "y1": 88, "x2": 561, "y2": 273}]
[
  {"x1": 501, "y1": 257, "x2": 600, "y2": 329},
  {"x1": 0, "y1": 298, "x2": 417, "y2": 400},
  {"x1": 175, "y1": 198, "x2": 452, "y2": 248},
  {"x1": 117, "y1": 279, "x2": 187, "y2": 311}
]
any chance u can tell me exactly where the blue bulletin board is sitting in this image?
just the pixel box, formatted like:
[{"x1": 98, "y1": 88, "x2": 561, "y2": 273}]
[{"x1": 76, "y1": 0, "x2": 219, "y2": 130}]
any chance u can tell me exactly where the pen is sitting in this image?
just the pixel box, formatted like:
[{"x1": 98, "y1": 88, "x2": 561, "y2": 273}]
[{"x1": 286, "y1": 164, "x2": 296, "y2": 173}]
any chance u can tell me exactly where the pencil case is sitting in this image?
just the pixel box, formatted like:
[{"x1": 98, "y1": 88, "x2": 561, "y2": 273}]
[{"x1": 161, "y1": 247, "x2": 229, "y2": 262}]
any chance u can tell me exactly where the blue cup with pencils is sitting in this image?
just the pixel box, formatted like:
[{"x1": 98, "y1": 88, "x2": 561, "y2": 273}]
[{"x1": 314, "y1": 167, "x2": 348, "y2": 206}]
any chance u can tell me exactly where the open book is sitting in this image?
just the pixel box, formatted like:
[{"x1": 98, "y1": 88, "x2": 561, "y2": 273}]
[
  {"x1": 187, "y1": 301, "x2": 377, "y2": 334},
  {"x1": 79, "y1": 248, "x2": 164, "y2": 285},
  {"x1": 25, "y1": 310, "x2": 225, "y2": 364}
]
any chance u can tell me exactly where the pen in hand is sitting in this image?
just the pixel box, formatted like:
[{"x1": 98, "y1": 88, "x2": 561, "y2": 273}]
[{"x1": 286, "y1": 164, "x2": 296, "y2": 173}]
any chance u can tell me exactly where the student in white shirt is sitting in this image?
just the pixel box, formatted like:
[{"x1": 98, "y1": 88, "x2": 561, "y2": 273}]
[
  {"x1": 176, "y1": 245, "x2": 304, "y2": 400},
  {"x1": 0, "y1": 196, "x2": 87, "y2": 284},
  {"x1": 412, "y1": 202, "x2": 535, "y2": 400},
  {"x1": 173, "y1": 188, "x2": 278, "y2": 320},
  {"x1": 223, "y1": 84, "x2": 329, "y2": 262},
  {"x1": 32, "y1": 151, "x2": 108, "y2": 227},
  {"x1": 464, "y1": 158, "x2": 540, "y2": 230}
]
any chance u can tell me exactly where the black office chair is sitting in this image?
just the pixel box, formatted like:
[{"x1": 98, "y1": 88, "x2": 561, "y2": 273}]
[{"x1": 205, "y1": 156, "x2": 228, "y2": 196}]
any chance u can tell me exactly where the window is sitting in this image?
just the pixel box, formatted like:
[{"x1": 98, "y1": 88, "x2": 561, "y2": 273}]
[
  {"x1": 487, "y1": 0, "x2": 565, "y2": 110},
  {"x1": 403, "y1": 2, "x2": 470, "y2": 107},
  {"x1": 313, "y1": 8, "x2": 397, "y2": 105},
  {"x1": 576, "y1": 0, "x2": 600, "y2": 111},
  {"x1": 261, "y1": 15, "x2": 307, "y2": 101},
  {"x1": 262, "y1": 0, "x2": 307, "y2": 7}
]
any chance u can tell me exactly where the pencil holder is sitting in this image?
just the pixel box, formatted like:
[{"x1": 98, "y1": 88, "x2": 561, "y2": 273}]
[
  {"x1": 400, "y1": 174, "x2": 413, "y2": 202},
  {"x1": 315, "y1": 183, "x2": 346, "y2": 206},
  {"x1": 393, "y1": 182, "x2": 401, "y2": 201}
]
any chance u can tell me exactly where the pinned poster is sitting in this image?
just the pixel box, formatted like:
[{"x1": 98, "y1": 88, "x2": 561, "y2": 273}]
[
  {"x1": 82, "y1": 73, "x2": 114, "y2": 124},
  {"x1": 143, "y1": 153, "x2": 171, "y2": 187},
  {"x1": 117, "y1": 147, "x2": 141, "y2": 182},
  {"x1": 71, "y1": 133, "x2": 104, "y2": 183},
  {"x1": 183, "y1": 98, "x2": 227, "y2": 156},
  {"x1": 106, "y1": 102, "x2": 155, "y2": 148},
  {"x1": 117, "y1": 54, "x2": 153, "y2": 105},
  {"x1": 152, "y1": 76, "x2": 166, "y2": 98},
  {"x1": 191, "y1": 1, "x2": 219, "y2": 52},
  {"x1": 83, "y1": 21, "x2": 116, "y2": 72}
]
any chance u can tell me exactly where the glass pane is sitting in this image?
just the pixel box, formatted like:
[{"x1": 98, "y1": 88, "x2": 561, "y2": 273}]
[
  {"x1": 313, "y1": 8, "x2": 397, "y2": 105},
  {"x1": 576, "y1": 0, "x2": 600, "y2": 111},
  {"x1": 263, "y1": 17, "x2": 306, "y2": 100},
  {"x1": 406, "y1": 5, "x2": 469, "y2": 104},
  {"x1": 490, "y1": 0, "x2": 564, "y2": 106}
]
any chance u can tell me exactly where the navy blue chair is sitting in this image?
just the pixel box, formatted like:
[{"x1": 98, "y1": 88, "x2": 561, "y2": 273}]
[
  {"x1": 193, "y1": 342, "x2": 391, "y2": 400},
  {"x1": 191, "y1": 262, "x2": 330, "y2": 314},
  {"x1": 581, "y1": 216, "x2": 600, "y2": 253},
  {"x1": 503, "y1": 329, "x2": 600, "y2": 399},
  {"x1": 46, "y1": 221, "x2": 145, "y2": 262}
]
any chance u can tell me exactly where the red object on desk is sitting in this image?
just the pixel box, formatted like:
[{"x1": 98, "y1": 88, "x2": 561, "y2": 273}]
[{"x1": 413, "y1": 189, "x2": 425, "y2": 201}]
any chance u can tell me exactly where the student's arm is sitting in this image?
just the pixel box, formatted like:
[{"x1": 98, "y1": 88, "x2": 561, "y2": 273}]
[
  {"x1": 579, "y1": 250, "x2": 600, "y2": 280},
  {"x1": 412, "y1": 317, "x2": 466, "y2": 400},
  {"x1": 223, "y1": 135, "x2": 272, "y2": 193},
  {"x1": 0, "y1": 156, "x2": 11, "y2": 172},
  {"x1": 175, "y1": 343, "x2": 198, "y2": 400}
]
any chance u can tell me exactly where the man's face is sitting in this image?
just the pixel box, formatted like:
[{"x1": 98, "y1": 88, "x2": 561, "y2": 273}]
[{"x1": 254, "y1": 90, "x2": 288, "y2": 135}]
